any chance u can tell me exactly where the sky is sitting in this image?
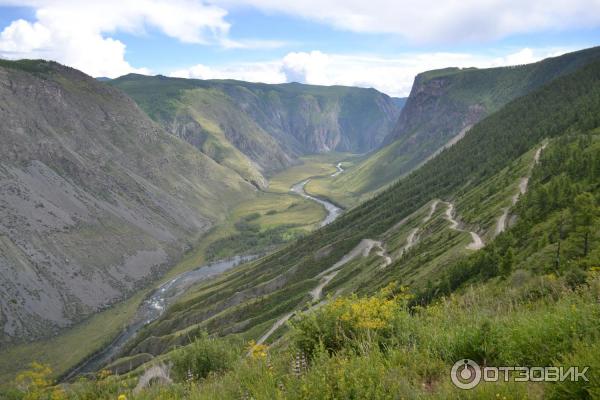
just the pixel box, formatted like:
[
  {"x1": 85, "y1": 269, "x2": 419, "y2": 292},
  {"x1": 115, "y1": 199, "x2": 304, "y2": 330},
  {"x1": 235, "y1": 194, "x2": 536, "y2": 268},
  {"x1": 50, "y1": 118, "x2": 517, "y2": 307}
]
[{"x1": 0, "y1": 1, "x2": 599, "y2": 96}]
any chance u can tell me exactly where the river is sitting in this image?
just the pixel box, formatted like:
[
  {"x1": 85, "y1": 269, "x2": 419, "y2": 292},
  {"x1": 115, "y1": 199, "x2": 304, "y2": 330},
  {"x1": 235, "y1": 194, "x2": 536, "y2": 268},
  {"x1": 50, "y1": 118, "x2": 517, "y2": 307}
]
[
  {"x1": 331, "y1": 162, "x2": 344, "y2": 177},
  {"x1": 61, "y1": 255, "x2": 257, "y2": 380},
  {"x1": 290, "y1": 179, "x2": 343, "y2": 226},
  {"x1": 62, "y1": 164, "x2": 345, "y2": 380}
]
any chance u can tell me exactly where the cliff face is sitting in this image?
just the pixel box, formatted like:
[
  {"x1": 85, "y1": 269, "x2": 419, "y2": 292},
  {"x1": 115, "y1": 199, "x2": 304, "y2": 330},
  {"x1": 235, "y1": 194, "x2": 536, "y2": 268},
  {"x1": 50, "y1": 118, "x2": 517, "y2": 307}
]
[
  {"x1": 385, "y1": 46, "x2": 600, "y2": 150},
  {"x1": 383, "y1": 71, "x2": 487, "y2": 151},
  {"x1": 327, "y1": 46, "x2": 600, "y2": 198},
  {"x1": 110, "y1": 77, "x2": 401, "y2": 182},
  {"x1": 0, "y1": 60, "x2": 254, "y2": 342}
]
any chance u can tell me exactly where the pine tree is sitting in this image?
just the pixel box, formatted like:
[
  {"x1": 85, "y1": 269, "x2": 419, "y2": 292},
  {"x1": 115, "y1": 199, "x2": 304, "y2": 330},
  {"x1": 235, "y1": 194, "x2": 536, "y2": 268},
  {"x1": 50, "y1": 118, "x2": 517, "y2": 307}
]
[{"x1": 572, "y1": 192, "x2": 597, "y2": 257}]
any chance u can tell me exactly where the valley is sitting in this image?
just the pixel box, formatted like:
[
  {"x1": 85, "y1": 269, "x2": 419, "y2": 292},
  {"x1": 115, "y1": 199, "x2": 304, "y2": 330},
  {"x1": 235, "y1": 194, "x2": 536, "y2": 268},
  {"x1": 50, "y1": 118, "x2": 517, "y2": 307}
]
[
  {"x1": 1, "y1": 44, "x2": 600, "y2": 400},
  {"x1": 60, "y1": 157, "x2": 347, "y2": 380},
  {"x1": 0, "y1": 151, "x2": 350, "y2": 381}
]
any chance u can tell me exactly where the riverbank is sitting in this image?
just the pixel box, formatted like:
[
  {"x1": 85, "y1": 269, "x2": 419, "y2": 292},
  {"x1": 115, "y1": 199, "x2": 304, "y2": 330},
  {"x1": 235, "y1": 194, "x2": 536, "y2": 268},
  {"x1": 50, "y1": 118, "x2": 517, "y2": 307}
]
[{"x1": 60, "y1": 161, "x2": 347, "y2": 379}]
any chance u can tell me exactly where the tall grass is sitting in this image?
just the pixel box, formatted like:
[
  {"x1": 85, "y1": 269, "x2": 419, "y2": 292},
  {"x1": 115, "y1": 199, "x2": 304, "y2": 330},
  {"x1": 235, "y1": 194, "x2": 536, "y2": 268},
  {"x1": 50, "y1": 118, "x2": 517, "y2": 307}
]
[{"x1": 4, "y1": 272, "x2": 598, "y2": 399}]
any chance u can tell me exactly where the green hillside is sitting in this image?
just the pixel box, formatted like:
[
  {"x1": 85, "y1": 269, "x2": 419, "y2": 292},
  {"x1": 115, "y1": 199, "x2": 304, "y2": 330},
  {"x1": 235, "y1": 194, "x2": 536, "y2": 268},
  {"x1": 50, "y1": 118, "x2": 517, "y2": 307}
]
[
  {"x1": 307, "y1": 46, "x2": 600, "y2": 207},
  {"x1": 76, "y1": 52, "x2": 600, "y2": 375},
  {"x1": 109, "y1": 75, "x2": 400, "y2": 187},
  {"x1": 7, "y1": 54, "x2": 599, "y2": 400}
]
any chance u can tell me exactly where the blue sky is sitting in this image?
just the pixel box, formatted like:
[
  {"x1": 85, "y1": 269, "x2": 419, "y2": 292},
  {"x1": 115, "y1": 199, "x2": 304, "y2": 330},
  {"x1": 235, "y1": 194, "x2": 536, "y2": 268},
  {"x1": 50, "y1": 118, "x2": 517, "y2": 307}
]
[{"x1": 0, "y1": 0, "x2": 599, "y2": 96}]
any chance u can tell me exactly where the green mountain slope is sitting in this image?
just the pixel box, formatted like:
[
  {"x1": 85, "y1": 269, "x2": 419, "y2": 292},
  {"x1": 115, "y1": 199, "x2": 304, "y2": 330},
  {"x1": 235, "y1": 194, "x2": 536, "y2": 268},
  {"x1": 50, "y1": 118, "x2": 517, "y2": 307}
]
[
  {"x1": 106, "y1": 55, "x2": 600, "y2": 370},
  {"x1": 307, "y1": 46, "x2": 600, "y2": 207},
  {"x1": 109, "y1": 76, "x2": 401, "y2": 187},
  {"x1": 0, "y1": 60, "x2": 256, "y2": 344}
]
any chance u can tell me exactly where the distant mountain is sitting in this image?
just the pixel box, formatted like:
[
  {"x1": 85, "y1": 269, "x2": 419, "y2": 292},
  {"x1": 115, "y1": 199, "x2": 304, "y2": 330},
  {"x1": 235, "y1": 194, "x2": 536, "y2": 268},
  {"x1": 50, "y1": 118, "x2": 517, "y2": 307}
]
[
  {"x1": 109, "y1": 76, "x2": 401, "y2": 187},
  {"x1": 0, "y1": 60, "x2": 256, "y2": 343},
  {"x1": 315, "y1": 46, "x2": 600, "y2": 206},
  {"x1": 391, "y1": 97, "x2": 407, "y2": 110},
  {"x1": 95, "y1": 77, "x2": 111, "y2": 82}
]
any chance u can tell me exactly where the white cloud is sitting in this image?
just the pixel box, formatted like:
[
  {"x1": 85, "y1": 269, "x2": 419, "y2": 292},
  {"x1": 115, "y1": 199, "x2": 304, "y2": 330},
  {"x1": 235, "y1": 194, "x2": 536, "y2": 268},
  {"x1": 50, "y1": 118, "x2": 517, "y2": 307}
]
[
  {"x1": 219, "y1": 38, "x2": 289, "y2": 50},
  {"x1": 170, "y1": 60, "x2": 286, "y2": 83},
  {"x1": 218, "y1": 0, "x2": 600, "y2": 43},
  {"x1": 169, "y1": 47, "x2": 575, "y2": 97},
  {"x1": 0, "y1": 0, "x2": 232, "y2": 77}
]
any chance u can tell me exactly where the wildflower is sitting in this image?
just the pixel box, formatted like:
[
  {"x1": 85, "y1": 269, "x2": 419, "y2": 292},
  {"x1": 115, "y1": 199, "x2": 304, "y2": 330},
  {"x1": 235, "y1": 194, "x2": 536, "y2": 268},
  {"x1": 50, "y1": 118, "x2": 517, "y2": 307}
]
[
  {"x1": 98, "y1": 369, "x2": 112, "y2": 380},
  {"x1": 247, "y1": 340, "x2": 268, "y2": 359},
  {"x1": 118, "y1": 394, "x2": 127, "y2": 400},
  {"x1": 339, "y1": 296, "x2": 396, "y2": 330},
  {"x1": 51, "y1": 386, "x2": 67, "y2": 400},
  {"x1": 15, "y1": 362, "x2": 53, "y2": 393}
]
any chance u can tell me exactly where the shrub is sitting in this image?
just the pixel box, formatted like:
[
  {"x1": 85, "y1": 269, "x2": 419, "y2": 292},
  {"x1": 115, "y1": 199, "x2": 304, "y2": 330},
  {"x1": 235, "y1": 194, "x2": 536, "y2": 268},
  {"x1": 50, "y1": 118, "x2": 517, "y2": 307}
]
[
  {"x1": 291, "y1": 285, "x2": 412, "y2": 357},
  {"x1": 546, "y1": 339, "x2": 600, "y2": 400},
  {"x1": 565, "y1": 267, "x2": 587, "y2": 289},
  {"x1": 170, "y1": 332, "x2": 240, "y2": 382}
]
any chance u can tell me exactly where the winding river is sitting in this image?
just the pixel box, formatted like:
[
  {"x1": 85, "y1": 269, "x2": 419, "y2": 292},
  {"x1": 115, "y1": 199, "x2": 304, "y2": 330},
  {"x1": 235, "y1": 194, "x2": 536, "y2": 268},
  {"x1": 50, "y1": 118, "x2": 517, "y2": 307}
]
[
  {"x1": 331, "y1": 162, "x2": 344, "y2": 177},
  {"x1": 63, "y1": 163, "x2": 345, "y2": 380},
  {"x1": 62, "y1": 255, "x2": 257, "y2": 380},
  {"x1": 290, "y1": 179, "x2": 343, "y2": 226}
]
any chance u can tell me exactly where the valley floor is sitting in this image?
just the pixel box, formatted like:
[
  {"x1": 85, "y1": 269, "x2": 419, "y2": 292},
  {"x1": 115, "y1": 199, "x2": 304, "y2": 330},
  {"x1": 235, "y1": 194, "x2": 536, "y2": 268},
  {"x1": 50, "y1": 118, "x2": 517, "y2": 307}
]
[{"x1": 0, "y1": 153, "x2": 353, "y2": 383}]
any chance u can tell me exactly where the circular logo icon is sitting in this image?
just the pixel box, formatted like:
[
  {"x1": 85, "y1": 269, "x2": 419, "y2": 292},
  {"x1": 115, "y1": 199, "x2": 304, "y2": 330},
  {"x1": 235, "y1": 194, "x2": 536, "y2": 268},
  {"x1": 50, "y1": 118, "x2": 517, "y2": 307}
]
[{"x1": 451, "y1": 359, "x2": 482, "y2": 389}]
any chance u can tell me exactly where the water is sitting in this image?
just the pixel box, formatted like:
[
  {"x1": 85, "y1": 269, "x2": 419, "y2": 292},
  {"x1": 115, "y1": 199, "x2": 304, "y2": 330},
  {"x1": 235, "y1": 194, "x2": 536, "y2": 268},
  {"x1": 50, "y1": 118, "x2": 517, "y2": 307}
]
[
  {"x1": 290, "y1": 179, "x2": 343, "y2": 227},
  {"x1": 61, "y1": 255, "x2": 257, "y2": 381},
  {"x1": 331, "y1": 162, "x2": 344, "y2": 177},
  {"x1": 63, "y1": 163, "x2": 346, "y2": 380}
]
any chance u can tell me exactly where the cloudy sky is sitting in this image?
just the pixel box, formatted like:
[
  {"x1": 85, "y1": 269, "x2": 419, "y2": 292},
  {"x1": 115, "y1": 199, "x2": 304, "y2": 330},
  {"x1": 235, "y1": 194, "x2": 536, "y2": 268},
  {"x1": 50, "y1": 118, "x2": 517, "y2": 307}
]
[{"x1": 0, "y1": 0, "x2": 599, "y2": 96}]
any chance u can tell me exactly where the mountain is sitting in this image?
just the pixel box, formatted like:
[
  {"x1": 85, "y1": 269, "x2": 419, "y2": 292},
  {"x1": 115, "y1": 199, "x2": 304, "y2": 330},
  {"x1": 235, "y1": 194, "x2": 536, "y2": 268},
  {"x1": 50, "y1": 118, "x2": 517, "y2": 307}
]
[
  {"x1": 0, "y1": 59, "x2": 257, "y2": 344},
  {"x1": 109, "y1": 76, "x2": 401, "y2": 187},
  {"x1": 391, "y1": 96, "x2": 407, "y2": 109},
  {"x1": 110, "y1": 56, "x2": 600, "y2": 372},
  {"x1": 307, "y1": 46, "x2": 600, "y2": 207}
]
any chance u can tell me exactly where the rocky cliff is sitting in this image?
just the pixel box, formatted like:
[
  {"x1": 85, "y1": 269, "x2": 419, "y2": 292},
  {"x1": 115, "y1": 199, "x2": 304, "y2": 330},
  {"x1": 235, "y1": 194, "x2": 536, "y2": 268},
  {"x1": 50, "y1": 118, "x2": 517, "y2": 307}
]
[
  {"x1": 110, "y1": 76, "x2": 401, "y2": 185},
  {"x1": 321, "y1": 46, "x2": 600, "y2": 201}
]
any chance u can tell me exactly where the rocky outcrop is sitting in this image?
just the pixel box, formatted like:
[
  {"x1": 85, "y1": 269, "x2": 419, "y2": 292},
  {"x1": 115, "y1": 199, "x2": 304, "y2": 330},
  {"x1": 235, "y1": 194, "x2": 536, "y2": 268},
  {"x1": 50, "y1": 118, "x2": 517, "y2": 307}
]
[
  {"x1": 337, "y1": 46, "x2": 600, "y2": 196},
  {"x1": 383, "y1": 70, "x2": 487, "y2": 153},
  {"x1": 110, "y1": 77, "x2": 401, "y2": 178}
]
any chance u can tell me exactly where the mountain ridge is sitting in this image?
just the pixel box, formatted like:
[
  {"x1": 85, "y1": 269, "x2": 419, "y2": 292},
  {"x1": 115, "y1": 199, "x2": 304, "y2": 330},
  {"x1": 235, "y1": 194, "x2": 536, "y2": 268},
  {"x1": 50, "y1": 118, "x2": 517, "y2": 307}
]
[
  {"x1": 306, "y1": 46, "x2": 600, "y2": 207},
  {"x1": 109, "y1": 74, "x2": 401, "y2": 187}
]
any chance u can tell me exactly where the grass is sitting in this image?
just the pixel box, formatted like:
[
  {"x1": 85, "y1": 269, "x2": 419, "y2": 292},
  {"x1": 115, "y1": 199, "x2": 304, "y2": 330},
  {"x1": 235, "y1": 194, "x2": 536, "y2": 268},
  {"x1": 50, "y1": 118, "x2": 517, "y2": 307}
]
[
  {"x1": 0, "y1": 290, "x2": 146, "y2": 383},
  {"x1": 305, "y1": 149, "x2": 392, "y2": 208},
  {"x1": 267, "y1": 153, "x2": 356, "y2": 193},
  {"x1": 9, "y1": 272, "x2": 599, "y2": 399}
]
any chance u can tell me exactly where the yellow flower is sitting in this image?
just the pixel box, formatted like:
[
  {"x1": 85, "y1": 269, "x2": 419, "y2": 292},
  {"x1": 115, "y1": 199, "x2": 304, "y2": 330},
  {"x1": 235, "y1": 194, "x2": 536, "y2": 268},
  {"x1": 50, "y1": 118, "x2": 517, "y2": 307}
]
[
  {"x1": 247, "y1": 340, "x2": 269, "y2": 359},
  {"x1": 98, "y1": 369, "x2": 112, "y2": 380},
  {"x1": 338, "y1": 296, "x2": 396, "y2": 330},
  {"x1": 118, "y1": 394, "x2": 128, "y2": 400}
]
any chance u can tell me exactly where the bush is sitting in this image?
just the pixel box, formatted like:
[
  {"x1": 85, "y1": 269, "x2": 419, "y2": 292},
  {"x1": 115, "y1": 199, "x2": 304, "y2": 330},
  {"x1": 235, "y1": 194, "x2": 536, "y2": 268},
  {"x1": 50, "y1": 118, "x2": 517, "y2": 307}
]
[
  {"x1": 170, "y1": 332, "x2": 240, "y2": 382},
  {"x1": 291, "y1": 285, "x2": 412, "y2": 357},
  {"x1": 565, "y1": 267, "x2": 587, "y2": 289},
  {"x1": 547, "y1": 339, "x2": 600, "y2": 400}
]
